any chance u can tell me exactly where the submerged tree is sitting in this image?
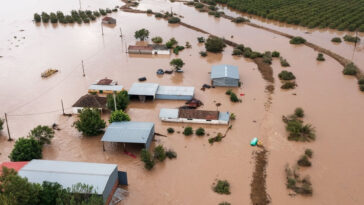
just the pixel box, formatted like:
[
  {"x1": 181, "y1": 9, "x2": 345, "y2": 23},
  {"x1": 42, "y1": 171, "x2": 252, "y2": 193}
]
[
  {"x1": 205, "y1": 37, "x2": 225, "y2": 53},
  {"x1": 9, "y1": 137, "x2": 42, "y2": 162},
  {"x1": 28, "y1": 125, "x2": 55, "y2": 145},
  {"x1": 109, "y1": 110, "x2": 130, "y2": 123},
  {"x1": 170, "y1": 58, "x2": 185, "y2": 71},
  {"x1": 106, "y1": 90, "x2": 129, "y2": 111},
  {"x1": 134, "y1": 28, "x2": 149, "y2": 41},
  {"x1": 73, "y1": 108, "x2": 106, "y2": 136}
]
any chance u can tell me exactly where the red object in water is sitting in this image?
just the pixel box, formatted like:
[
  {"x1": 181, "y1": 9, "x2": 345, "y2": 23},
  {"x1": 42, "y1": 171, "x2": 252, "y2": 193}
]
[
  {"x1": 124, "y1": 151, "x2": 136, "y2": 158},
  {"x1": 240, "y1": 93, "x2": 245, "y2": 96},
  {"x1": 0, "y1": 161, "x2": 29, "y2": 173}
]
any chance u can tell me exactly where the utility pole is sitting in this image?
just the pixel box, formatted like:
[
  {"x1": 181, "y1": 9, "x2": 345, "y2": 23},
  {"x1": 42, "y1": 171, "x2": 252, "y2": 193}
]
[
  {"x1": 4, "y1": 113, "x2": 12, "y2": 141},
  {"x1": 81, "y1": 60, "x2": 85, "y2": 77},
  {"x1": 171, "y1": 7, "x2": 173, "y2": 15},
  {"x1": 351, "y1": 31, "x2": 358, "y2": 61},
  {"x1": 61, "y1": 99, "x2": 65, "y2": 115},
  {"x1": 113, "y1": 92, "x2": 117, "y2": 111},
  {"x1": 101, "y1": 23, "x2": 104, "y2": 35},
  {"x1": 119, "y1": 27, "x2": 122, "y2": 38},
  {"x1": 79, "y1": 0, "x2": 81, "y2": 10}
]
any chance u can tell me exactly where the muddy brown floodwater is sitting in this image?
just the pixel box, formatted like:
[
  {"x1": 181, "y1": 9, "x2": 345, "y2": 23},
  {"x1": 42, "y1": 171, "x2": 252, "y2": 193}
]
[{"x1": 0, "y1": 0, "x2": 364, "y2": 204}]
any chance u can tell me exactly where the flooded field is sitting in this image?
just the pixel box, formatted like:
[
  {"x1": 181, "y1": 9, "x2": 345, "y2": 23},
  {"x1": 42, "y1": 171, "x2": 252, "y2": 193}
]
[{"x1": 1, "y1": 0, "x2": 364, "y2": 204}]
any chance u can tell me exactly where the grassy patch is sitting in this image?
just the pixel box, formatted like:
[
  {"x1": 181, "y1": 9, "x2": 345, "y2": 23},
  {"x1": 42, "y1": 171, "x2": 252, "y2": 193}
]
[{"x1": 285, "y1": 165, "x2": 313, "y2": 195}]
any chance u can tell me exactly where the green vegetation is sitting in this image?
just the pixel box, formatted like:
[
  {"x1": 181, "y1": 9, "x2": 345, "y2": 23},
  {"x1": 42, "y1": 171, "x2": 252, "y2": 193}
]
[
  {"x1": 232, "y1": 16, "x2": 248, "y2": 23},
  {"x1": 154, "y1": 145, "x2": 167, "y2": 162},
  {"x1": 342, "y1": 63, "x2": 358, "y2": 75},
  {"x1": 185, "y1": 41, "x2": 192, "y2": 48},
  {"x1": 230, "y1": 92, "x2": 239, "y2": 102},
  {"x1": 167, "y1": 127, "x2": 175, "y2": 133},
  {"x1": 230, "y1": 113, "x2": 236, "y2": 120},
  {"x1": 213, "y1": 0, "x2": 364, "y2": 32},
  {"x1": 0, "y1": 118, "x2": 3, "y2": 131},
  {"x1": 9, "y1": 138, "x2": 42, "y2": 161},
  {"x1": 200, "y1": 51, "x2": 207, "y2": 57},
  {"x1": 272, "y1": 51, "x2": 280, "y2": 57},
  {"x1": 305, "y1": 148, "x2": 313, "y2": 158},
  {"x1": 166, "y1": 149, "x2": 177, "y2": 159},
  {"x1": 173, "y1": 46, "x2": 185, "y2": 55},
  {"x1": 41, "y1": 12, "x2": 50, "y2": 23},
  {"x1": 343, "y1": 35, "x2": 360, "y2": 43},
  {"x1": 213, "y1": 180, "x2": 230, "y2": 194},
  {"x1": 147, "y1": 9, "x2": 153, "y2": 14},
  {"x1": 297, "y1": 155, "x2": 311, "y2": 167},
  {"x1": 208, "y1": 11, "x2": 221, "y2": 17},
  {"x1": 205, "y1": 37, "x2": 226, "y2": 53},
  {"x1": 196, "y1": 127, "x2": 205, "y2": 136},
  {"x1": 73, "y1": 108, "x2": 106, "y2": 136},
  {"x1": 170, "y1": 58, "x2": 185, "y2": 71},
  {"x1": 194, "y1": 2, "x2": 204, "y2": 9},
  {"x1": 36, "y1": 9, "x2": 107, "y2": 24},
  {"x1": 262, "y1": 51, "x2": 272, "y2": 64},
  {"x1": 141, "y1": 149, "x2": 155, "y2": 170},
  {"x1": 34, "y1": 13, "x2": 41, "y2": 22},
  {"x1": 155, "y1": 12, "x2": 163, "y2": 18},
  {"x1": 168, "y1": 17, "x2": 181, "y2": 23},
  {"x1": 360, "y1": 84, "x2": 364, "y2": 92},
  {"x1": 283, "y1": 110, "x2": 316, "y2": 142},
  {"x1": 285, "y1": 165, "x2": 313, "y2": 195},
  {"x1": 166, "y1": 37, "x2": 178, "y2": 48},
  {"x1": 290, "y1": 36, "x2": 306, "y2": 44},
  {"x1": 107, "y1": 90, "x2": 130, "y2": 111},
  {"x1": 280, "y1": 57, "x2": 290, "y2": 67},
  {"x1": 232, "y1": 48, "x2": 243, "y2": 56},
  {"x1": 0, "y1": 168, "x2": 103, "y2": 205},
  {"x1": 109, "y1": 110, "x2": 130, "y2": 123},
  {"x1": 225, "y1": 89, "x2": 232, "y2": 95},
  {"x1": 281, "y1": 81, "x2": 296, "y2": 89},
  {"x1": 357, "y1": 78, "x2": 364, "y2": 85},
  {"x1": 331, "y1": 37, "x2": 342, "y2": 43},
  {"x1": 208, "y1": 133, "x2": 223, "y2": 144},
  {"x1": 152, "y1": 36, "x2": 163, "y2": 44},
  {"x1": 316, "y1": 53, "x2": 325, "y2": 61},
  {"x1": 294, "y1": 107, "x2": 304, "y2": 118},
  {"x1": 134, "y1": 28, "x2": 149, "y2": 41},
  {"x1": 197, "y1": 37, "x2": 205, "y2": 43},
  {"x1": 28, "y1": 125, "x2": 54, "y2": 146},
  {"x1": 219, "y1": 202, "x2": 231, "y2": 205},
  {"x1": 183, "y1": 127, "x2": 193, "y2": 136},
  {"x1": 278, "y1": 70, "x2": 295, "y2": 80}
]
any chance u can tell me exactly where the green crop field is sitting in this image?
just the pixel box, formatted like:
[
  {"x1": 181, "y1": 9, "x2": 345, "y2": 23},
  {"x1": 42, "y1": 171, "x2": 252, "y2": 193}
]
[{"x1": 213, "y1": 0, "x2": 364, "y2": 32}]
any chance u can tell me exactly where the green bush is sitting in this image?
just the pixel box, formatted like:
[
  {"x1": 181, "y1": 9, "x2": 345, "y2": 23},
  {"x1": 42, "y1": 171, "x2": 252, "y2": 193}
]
[
  {"x1": 236, "y1": 44, "x2": 244, "y2": 51},
  {"x1": 28, "y1": 125, "x2": 55, "y2": 145},
  {"x1": 357, "y1": 78, "x2": 364, "y2": 85},
  {"x1": 154, "y1": 145, "x2": 166, "y2": 162},
  {"x1": 230, "y1": 113, "x2": 236, "y2": 120},
  {"x1": 134, "y1": 28, "x2": 149, "y2": 41},
  {"x1": 170, "y1": 58, "x2": 185, "y2": 71},
  {"x1": 196, "y1": 127, "x2": 205, "y2": 136},
  {"x1": 305, "y1": 149, "x2": 313, "y2": 158},
  {"x1": 293, "y1": 108, "x2": 304, "y2": 118},
  {"x1": 278, "y1": 70, "x2": 295, "y2": 80},
  {"x1": 284, "y1": 118, "x2": 315, "y2": 141},
  {"x1": 359, "y1": 84, "x2": 364, "y2": 92},
  {"x1": 141, "y1": 149, "x2": 155, "y2": 170},
  {"x1": 73, "y1": 108, "x2": 106, "y2": 136},
  {"x1": 232, "y1": 16, "x2": 248, "y2": 23},
  {"x1": 281, "y1": 82, "x2": 296, "y2": 89},
  {"x1": 230, "y1": 92, "x2": 239, "y2": 102},
  {"x1": 107, "y1": 90, "x2": 129, "y2": 111},
  {"x1": 41, "y1": 12, "x2": 50, "y2": 23},
  {"x1": 280, "y1": 57, "x2": 290, "y2": 67},
  {"x1": 297, "y1": 155, "x2": 311, "y2": 167},
  {"x1": 213, "y1": 180, "x2": 230, "y2": 194},
  {"x1": 219, "y1": 202, "x2": 231, "y2": 205},
  {"x1": 342, "y1": 63, "x2": 358, "y2": 75},
  {"x1": 34, "y1": 13, "x2": 41, "y2": 22},
  {"x1": 166, "y1": 149, "x2": 177, "y2": 159},
  {"x1": 200, "y1": 51, "x2": 207, "y2": 57},
  {"x1": 167, "y1": 127, "x2": 175, "y2": 133},
  {"x1": 262, "y1": 51, "x2": 272, "y2": 64},
  {"x1": 166, "y1": 37, "x2": 178, "y2": 48},
  {"x1": 290, "y1": 36, "x2": 306, "y2": 44},
  {"x1": 197, "y1": 37, "x2": 205, "y2": 43},
  {"x1": 146, "y1": 9, "x2": 153, "y2": 14},
  {"x1": 343, "y1": 35, "x2": 360, "y2": 43},
  {"x1": 9, "y1": 138, "x2": 42, "y2": 161},
  {"x1": 93, "y1": 11, "x2": 100, "y2": 17},
  {"x1": 152, "y1": 36, "x2": 163, "y2": 44},
  {"x1": 205, "y1": 37, "x2": 225, "y2": 53},
  {"x1": 316, "y1": 53, "x2": 325, "y2": 61},
  {"x1": 65, "y1": 15, "x2": 74, "y2": 23},
  {"x1": 208, "y1": 133, "x2": 223, "y2": 144},
  {"x1": 155, "y1": 12, "x2": 163, "y2": 18},
  {"x1": 183, "y1": 127, "x2": 193, "y2": 136},
  {"x1": 0, "y1": 118, "x2": 3, "y2": 131},
  {"x1": 109, "y1": 110, "x2": 130, "y2": 123},
  {"x1": 106, "y1": 8, "x2": 112, "y2": 13},
  {"x1": 225, "y1": 89, "x2": 232, "y2": 95},
  {"x1": 331, "y1": 37, "x2": 341, "y2": 43},
  {"x1": 168, "y1": 17, "x2": 181, "y2": 23},
  {"x1": 194, "y1": 2, "x2": 204, "y2": 8},
  {"x1": 272, "y1": 51, "x2": 280, "y2": 57},
  {"x1": 173, "y1": 46, "x2": 185, "y2": 55},
  {"x1": 232, "y1": 48, "x2": 243, "y2": 56}
]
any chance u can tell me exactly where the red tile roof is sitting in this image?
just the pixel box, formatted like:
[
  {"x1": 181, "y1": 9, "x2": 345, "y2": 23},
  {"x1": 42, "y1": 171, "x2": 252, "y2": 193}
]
[
  {"x1": 128, "y1": 45, "x2": 153, "y2": 50},
  {"x1": 97, "y1": 78, "x2": 113, "y2": 85},
  {"x1": 0, "y1": 161, "x2": 29, "y2": 173}
]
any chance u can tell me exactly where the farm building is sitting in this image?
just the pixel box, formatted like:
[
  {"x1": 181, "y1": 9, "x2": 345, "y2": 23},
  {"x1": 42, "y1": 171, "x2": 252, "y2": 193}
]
[
  {"x1": 72, "y1": 94, "x2": 107, "y2": 114},
  {"x1": 102, "y1": 16, "x2": 116, "y2": 24},
  {"x1": 88, "y1": 78, "x2": 123, "y2": 94},
  {"x1": 101, "y1": 122, "x2": 155, "y2": 150},
  {"x1": 16, "y1": 159, "x2": 127, "y2": 204},
  {"x1": 151, "y1": 44, "x2": 170, "y2": 55},
  {"x1": 159, "y1": 108, "x2": 230, "y2": 124},
  {"x1": 128, "y1": 44, "x2": 170, "y2": 55},
  {"x1": 156, "y1": 86, "x2": 194, "y2": 100},
  {"x1": 128, "y1": 83, "x2": 159, "y2": 101},
  {"x1": 211, "y1": 64, "x2": 240, "y2": 87}
]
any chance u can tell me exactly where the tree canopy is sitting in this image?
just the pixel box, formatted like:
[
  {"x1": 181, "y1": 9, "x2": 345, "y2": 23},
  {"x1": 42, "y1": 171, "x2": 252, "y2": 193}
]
[
  {"x1": 73, "y1": 108, "x2": 106, "y2": 136},
  {"x1": 170, "y1": 58, "x2": 185, "y2": 71},
  {"x1": 28, "y1": 125, "x2": 55, "y2": 145},
  {"x1": 109, "y1": 110, "x2": 131, "y2": 123},
  {"x1": 205, "y1": 37, "x2": 225, "y2": 53},
  {"x1": 106, "y1": 90, "x2": 129, "y2": 111},
  {"x1": 0, "y1": 118, "x2": 3, "y2": 131},
  {"x1": 9, "y1": 137, "x2": 42, "y2": 162},
  {"x1": 134, "y1": 28, "x2": 149, "y2": 41}
]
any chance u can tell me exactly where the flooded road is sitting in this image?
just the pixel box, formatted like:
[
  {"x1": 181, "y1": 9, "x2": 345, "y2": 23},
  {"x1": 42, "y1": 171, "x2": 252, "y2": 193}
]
[{"x1": 1, "y1": 0, "x2": 364, "y2": 204}]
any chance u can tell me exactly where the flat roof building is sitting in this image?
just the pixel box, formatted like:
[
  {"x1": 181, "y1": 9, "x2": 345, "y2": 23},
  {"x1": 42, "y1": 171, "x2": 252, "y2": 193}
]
[
  {"x1": 101, "y1": 122, "x2": 155, "y2": 150},
  {"x1": 211, "y1": 64, "x2": 240, "y2": 87},
  {"x1": 159, "y1": 108, "x2": 230, "y2": 124}
]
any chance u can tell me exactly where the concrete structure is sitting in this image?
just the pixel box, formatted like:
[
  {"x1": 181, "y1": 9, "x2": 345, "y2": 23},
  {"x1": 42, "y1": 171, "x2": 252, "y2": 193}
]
[
  {"x1": 128, "y1": 83, "x2": 159, "y2": 101},
  {"x1": 18, "y1": 160, "x2": 122, "y2": 204},
  {"x1": 102, "y1": 16, "x2": 116, "y2": 24},
  {"x1": 101, "y1": 122, "x2": 155, "y2": 150},
  {"x1": 88, "y1": 78, "x2": 123, "y2": 94},
  {"x1": 211, "y1": 64, "x2": 240, "y2": 87},
  {"x1": 156, "y1": 86, "x2": 194, "y2": 100},
  {"x1": 128, "y1": 44, "x2": 170, "y2": 55},
  {"x1": 159, "y1": 108, "x2": 230, "y2": 124},
  {"x1": 72, "y1": 94, "x2": 107, "y2": 114}
]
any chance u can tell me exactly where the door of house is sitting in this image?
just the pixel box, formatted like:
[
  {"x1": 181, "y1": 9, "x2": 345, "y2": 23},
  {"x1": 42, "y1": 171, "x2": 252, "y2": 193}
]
[{"x1": 118, "y1": 171, "x2": 128, "y2": 185}]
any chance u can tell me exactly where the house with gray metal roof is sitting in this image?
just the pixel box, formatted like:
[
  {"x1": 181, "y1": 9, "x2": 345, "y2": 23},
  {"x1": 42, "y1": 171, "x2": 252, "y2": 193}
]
[
  {"x1": 128, "y1": 83, "x2": 159, "y2": 101},
  {"x1": 159, "y1": 108, "x2": 230, "y2": 124},
  {"x1": 211, "y1": 64, "x2": 240, "y2": 87},
  {"x1": 156, "y1": 86, "x2": 194, "y2": 100},
  {"x1": 18, "y1": 159, "x2": 126, "y2": 204},
  {"x1": 101, "y1": 122, "x2": 155, "y2": 150}
]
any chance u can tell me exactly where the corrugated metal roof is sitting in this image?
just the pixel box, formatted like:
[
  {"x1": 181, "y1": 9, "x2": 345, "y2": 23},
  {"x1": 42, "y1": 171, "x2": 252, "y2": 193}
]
[
  {"x1": 18, "y1": 160, "x2": 117, "y2": 195},
  {"x1": 156, "y1": 86, "x2": 194, "y2": 96},
  {"x1": 128, "y1": 83, "x2": 159, "y2": 96},
  {"x1": 159, "y1": 108, "x2": 179, "y2": 119},
  {"x1": 218, "y1": 112, "x2": 230, "y2": 122},
  {"x1": 89, "y1": 84, "x2": 123, "y2": 91},
  {"x1": 101, "y1": 122, "x2": 154, "y2": 144},
  {"x1": 211, "y1": 64, "x2": 239, "y2": 79}
]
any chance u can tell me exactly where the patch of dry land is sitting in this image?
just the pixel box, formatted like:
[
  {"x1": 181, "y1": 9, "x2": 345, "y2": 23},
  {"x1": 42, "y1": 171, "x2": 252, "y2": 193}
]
[{"x1": 1, "y1": 0, "x2": 364, "y2": 204}]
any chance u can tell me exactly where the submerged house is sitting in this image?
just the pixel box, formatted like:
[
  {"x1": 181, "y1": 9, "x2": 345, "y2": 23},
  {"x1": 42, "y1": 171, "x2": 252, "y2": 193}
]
[
  {"x1": 88, "y1": 78, "x2": 123, "y2": 94},
  {"x1": 102, "y1": 16, "x2": 116, "y2": 24},
  {"x1": 101, "y1": 122, "x2": 155, "y2": 150},
  {"x1": 72, "y1": 94, "x2": 107, "y2": 114},
  {"x1": 128, "y1": 83, "x2": 195, "y2": 101},
  {"x1": 159, "y1": 108, "x2": 230, "y2": 125},
  {"x1": 211, "y1": 64, "x2": 240, "y2": 87},
  {"x1": 2, "y1": 159, "x2": 128, "y2": 205},
  {"x1": 128, "y1": 44, "x2": 170, "y2": 55}
]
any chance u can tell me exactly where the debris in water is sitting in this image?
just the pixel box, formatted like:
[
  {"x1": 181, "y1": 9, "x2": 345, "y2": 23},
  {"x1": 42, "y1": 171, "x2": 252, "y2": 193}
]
[
  {"x1": 41, "y1": 69, "x2": 58, "y2": 78},
  {"x1": 138, "y1": 77, "x2": 147, "y2": 81}
]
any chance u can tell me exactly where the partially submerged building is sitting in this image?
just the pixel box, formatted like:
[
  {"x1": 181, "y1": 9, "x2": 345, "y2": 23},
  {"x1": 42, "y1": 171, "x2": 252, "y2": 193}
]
[
  {"x1": 88, "y1": 78, "x2": 123, "y2": 94},
  {"x1": 128, "y1": 83, "x2": 195, "y2": 101},
  {"x1": 11, "y1": 159, "x2": 127, "y2": 204},
  {"x1": 101, "y1": 122, "x2": 155, "y2": 150},
  {"x1": 72, "y1": 94, "x2": 107, "y2": 114},
  {"x1": 211, "y1": 64, "x2": 240, "y2": 87},
  {"x1": 159, "y1": 108, "x2": 230, "y2": 124},
  {"x1": 102, "y1": 16, "x2": 116, "y2": 24},
  {"x1": 128, "y1": 44, "x2": 170, "y2": 55}
]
